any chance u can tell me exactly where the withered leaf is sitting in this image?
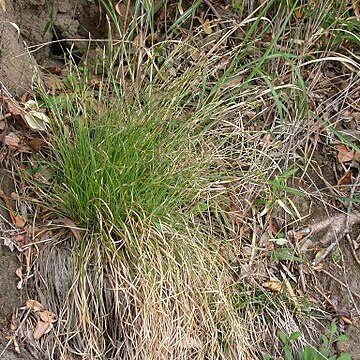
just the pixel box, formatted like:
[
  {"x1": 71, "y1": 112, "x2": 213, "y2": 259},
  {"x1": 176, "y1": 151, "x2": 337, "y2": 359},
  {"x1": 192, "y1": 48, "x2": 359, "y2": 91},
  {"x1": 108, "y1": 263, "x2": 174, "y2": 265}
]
[
  {"x1": 33, "y1": 320, "x2": 51, "y2": 340},
  {"x1": 341, "y1": 316, "x2": 352, "y2": 325},
  {"x1": 28, "y1": 138, "x2": 45, "y2": 150},
  {"x1": 26, "y1": 299, "x2": 44, "y2": 312},
  {"x1": 337, "y1": 171, "x2": 353, "y2": 186},
  {"x1": 203, "y1": 19, "x2": 212, "y2": 35},
  {"x1": 39, "y1": 310, "x2": 57, "y2": 323},
  {"x1": 0, "y1": 0, "x2": 6, "y2": 12},
  {"x1": 24, "y1": 112, "x2": 50, "y2": 131},
  {"x1": 336, "y1": 144, "x2": 355, "y2": 162},
  {"x1": 262, "y1": 281, "x2": 283, "y2": 293},
  {"x1": 13, "y1": 338, "x2": 20, "y2": 354},
  {"x1": 14, "y1": 215, "x2": 26, "y2": 229},
  {"x1": 4, "y1": 133, "x2": 20, "y2": 150},
  {"x1": 269, "y1": 217, "x2": 280, "y2": 236},
  {"x1": 15, "y1": 267, "x2": 22, "y2": 279}
]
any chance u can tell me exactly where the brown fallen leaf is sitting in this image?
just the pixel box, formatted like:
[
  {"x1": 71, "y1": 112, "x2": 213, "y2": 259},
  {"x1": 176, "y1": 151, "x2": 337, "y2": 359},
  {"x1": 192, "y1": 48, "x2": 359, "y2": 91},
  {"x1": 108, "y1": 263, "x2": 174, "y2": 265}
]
[
  {"x1": 18, "y1": 144, "x2": 32, "y2": 153},
  {"x1": 84, "y1": 97, "x2": 105, "y2": 115},
  {"x1": 26, "y1": 299, "x2": 44, "y2": 312},
  {"x1": 52, "y1": 218, "x2": 82, "y2": 242},
  {"x1": 190, "y1": 50, "x2": 202, "y2": 61},
  {"x1": 20, "y1": 92, "x2": 32, "y2": 103},
  {"x1": 262, "y1": 280, "x2": 283, "y2": 293},
  {"x1": 34, "y1": 168, "x2": 52, "y2": 183},
  {"x1": 280, "y1": 271, "x2": 299, "y2": 306},
  {"x1": 336, "y1": 144, "x2": 355, "y2": 162},
  {"x1": 33, "y1": 320, "x2": 52, "y2": 340},
  {"x1": 0, "y1": 0, "x2": 6, "y2": 12},
  {"x1": 294, "y1": 6, "x2": 303, "y2": 18},
  {"x1": 312, "y1": 263, "x2": 324, "y2": 271},
  {"x1": 0, "y1": 189, "x2": 16, "y2": 224},
  {"x1": 28, "y1": 137, "x2": 45, "y2": 150},
  {"x1": 39, "y1": 310, "x2": 57, "y2": 323},
  {"x1": 337, "y1": 170, "x2": 353, "y2": 187},
  {"x1": 4, "y1": 133, "x2": 21, "y2": 151},
  {"x1": 15, "y1": 267, "x2": 22, "y2": 279},
  {"x1": 14, "y1": 215, "x2": 26, "y2": 229},
  {"x1": 288, "y1": 227, "x2": 311, "y2": 241},
  {"x1": 10, "y1": 311, "x2": 17, "y2": 331},
  {"x1": 260, "y1": 132, "x2": 273, "y2": 147},
  {"x1": 45, "y1": 66, "x2": 62, "y2": 76},
  {"x1": 341, "y1": 316, "x2": 352, "y2": 325},
  {"x1": 15, "y1": 268, "x2": 23, "y2": 290},
  {"x1": 269, "y1": 217, "x2": 280, "y2": 237},
  {"x1": 132, "y1": 32, "x2": 143, "y2": 48},
  {"x1": 12, "y1": 234, "x2": 25, "y2": 245},
  {"x1": 13, "y1": 338, "x2": 20, "y2": 354},
  {"x1": 6, "y1": 100, "x2": 22, "y2": 117},
  {"x1": 43, "y1": 75, "x2": 64, "y2": 95},
  {"x1": 0, "y1": 188, "x2": 26, "y2": 228},
  {"x1": 203, "y1": 19, "x2": 212, "y2": 34},
  {"x1": 307, "y1": 295, "x2": 320, "y2": 304},
  {"x1": 220, "y1": 75, "x2": 244, "y2": 91}
]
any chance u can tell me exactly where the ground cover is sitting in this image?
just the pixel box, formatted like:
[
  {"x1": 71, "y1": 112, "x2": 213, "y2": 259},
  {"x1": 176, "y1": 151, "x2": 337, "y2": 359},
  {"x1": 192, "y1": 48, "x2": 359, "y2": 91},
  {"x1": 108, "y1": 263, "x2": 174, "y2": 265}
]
[{"x1": 0, "y1": 1, "x2": 359, "y2": 359}]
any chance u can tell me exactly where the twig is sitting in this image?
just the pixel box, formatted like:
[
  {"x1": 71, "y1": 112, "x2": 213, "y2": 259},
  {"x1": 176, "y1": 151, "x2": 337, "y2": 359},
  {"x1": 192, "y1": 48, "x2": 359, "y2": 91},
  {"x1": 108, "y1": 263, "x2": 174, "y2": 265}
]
[
  {"x1": 313, "y1": 285, "x2": 334, "y2": 307},
  {"x1": 298, "y1": 265, "x2": 307, "y2": 293}
]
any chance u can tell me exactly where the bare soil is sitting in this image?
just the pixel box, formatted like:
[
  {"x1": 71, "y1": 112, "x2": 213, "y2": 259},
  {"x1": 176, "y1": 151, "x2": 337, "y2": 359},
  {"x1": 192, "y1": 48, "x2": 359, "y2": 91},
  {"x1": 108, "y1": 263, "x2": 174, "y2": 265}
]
[{"x1": 0, "y1": 170, "x2": 36, "y2": 359}]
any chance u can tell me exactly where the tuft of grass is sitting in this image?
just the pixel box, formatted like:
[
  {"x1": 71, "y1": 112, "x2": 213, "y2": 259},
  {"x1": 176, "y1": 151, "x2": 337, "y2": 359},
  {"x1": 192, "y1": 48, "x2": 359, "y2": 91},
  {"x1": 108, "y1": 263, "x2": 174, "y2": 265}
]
[
  {"x1": 27, "y1": 0, "x2": 359, "y2": 358},
  {"x1": 38, "y1": 34, "x2": 253, "y2": 359},
  {"x1": 50, "y1": 103, "x2": 205, "y2": 228}
]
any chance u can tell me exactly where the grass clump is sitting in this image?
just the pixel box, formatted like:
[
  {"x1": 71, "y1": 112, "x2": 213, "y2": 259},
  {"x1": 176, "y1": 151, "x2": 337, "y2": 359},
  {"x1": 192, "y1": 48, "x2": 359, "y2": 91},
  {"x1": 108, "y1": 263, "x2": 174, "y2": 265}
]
[
  {"x1": 28, "y1": 0, "x2": 359, "y2": 358},
  {"x1": 39, "y1": 47, "x2": 250, "y2": 359},
  {"x1": 52, "y1": 104, "x2": 203, "y2": 228}
]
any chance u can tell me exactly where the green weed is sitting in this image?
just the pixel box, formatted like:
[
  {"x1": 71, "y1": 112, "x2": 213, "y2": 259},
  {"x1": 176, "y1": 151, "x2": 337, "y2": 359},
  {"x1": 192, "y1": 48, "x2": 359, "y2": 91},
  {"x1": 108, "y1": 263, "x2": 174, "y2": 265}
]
[{"x1": 264, "y1": 322, "x2": 351, "y2": 360}]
